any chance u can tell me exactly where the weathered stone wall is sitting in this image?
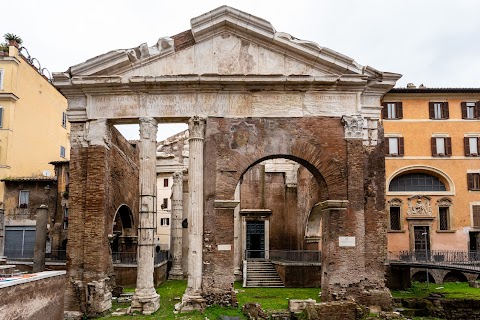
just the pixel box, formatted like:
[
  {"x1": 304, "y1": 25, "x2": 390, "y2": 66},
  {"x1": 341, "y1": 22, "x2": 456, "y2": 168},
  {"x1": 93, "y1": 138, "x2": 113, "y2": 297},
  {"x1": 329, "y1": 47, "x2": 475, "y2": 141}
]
[
  {"x1": 0, "y1": 271, "x2": 65, "y2": 320},
  {"x1": 3, "y1": 180, "x2": 52, "y2": 224},
  {"x1": 274, "y1": 263, "x2": 322, "y2": 287},
  {"x1": 65, "y1": 122, "x2": 139, "y2": 315}
]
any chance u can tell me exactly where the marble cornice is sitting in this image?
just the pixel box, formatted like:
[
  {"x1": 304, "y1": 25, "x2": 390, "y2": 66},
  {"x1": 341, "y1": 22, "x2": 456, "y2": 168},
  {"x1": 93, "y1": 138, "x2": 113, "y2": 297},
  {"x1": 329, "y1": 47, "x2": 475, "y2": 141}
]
[{"x1": 55, "y1": 74, "x2": 396, "y2": 97}]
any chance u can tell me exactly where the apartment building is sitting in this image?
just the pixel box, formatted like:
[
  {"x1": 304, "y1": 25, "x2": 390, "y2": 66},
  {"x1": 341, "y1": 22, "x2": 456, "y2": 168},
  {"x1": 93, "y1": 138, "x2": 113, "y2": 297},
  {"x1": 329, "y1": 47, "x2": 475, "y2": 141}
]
[{"x1": 383, "y1": 87, "x2": 480, "y2": 257}]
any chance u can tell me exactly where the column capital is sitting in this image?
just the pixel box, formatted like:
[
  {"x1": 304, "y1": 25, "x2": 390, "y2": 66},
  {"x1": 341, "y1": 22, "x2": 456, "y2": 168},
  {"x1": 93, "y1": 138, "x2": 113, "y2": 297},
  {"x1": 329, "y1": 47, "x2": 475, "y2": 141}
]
[
  {"x1": 188, "y1": 116, "x2": 206, "y2": 140},
  {"x1": 341, "y1": 115, "x2": 364, "y2": 140},
  {"x1": 173, "y1": 171, "x2": 184, "y2": 185},
  {"x1": 139, "y1": 117, "x2": 158, "y2": 141}
]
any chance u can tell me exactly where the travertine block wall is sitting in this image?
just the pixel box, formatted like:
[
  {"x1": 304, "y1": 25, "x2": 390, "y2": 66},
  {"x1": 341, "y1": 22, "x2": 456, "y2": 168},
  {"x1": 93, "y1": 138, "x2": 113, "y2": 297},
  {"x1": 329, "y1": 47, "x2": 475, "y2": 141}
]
[{"x1": 0, "y1": 272, "x2": 65, "y2": 320}]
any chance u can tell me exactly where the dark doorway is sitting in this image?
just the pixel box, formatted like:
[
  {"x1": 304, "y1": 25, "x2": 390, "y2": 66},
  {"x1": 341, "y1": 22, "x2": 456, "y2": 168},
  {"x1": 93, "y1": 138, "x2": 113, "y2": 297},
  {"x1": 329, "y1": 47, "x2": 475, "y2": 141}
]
[
  {"x1": 414, "y1": 226, "x2": 430, "y2": 261},
  {"x1": 246, "y1": 221, "x2": 265, "y2": 259},
  {"x1": 469, "y1": 232, "x2": 480, "y2": 260}
]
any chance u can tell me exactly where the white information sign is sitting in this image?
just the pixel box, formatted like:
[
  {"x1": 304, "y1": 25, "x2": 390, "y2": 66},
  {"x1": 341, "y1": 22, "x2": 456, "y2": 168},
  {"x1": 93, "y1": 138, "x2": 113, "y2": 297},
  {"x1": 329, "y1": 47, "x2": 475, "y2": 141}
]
[
  {"x1": 339, "y1": 236, "x2": 356, "y2": 247},
  {"x1": 217, "y1": 244, "x2": 232, "y2": 251}
]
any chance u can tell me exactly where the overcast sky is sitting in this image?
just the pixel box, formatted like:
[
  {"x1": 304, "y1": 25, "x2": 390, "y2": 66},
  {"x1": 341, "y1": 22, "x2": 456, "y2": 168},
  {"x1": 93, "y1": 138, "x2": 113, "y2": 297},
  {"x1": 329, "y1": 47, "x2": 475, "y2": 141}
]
[{"x1": 3, "y1": 0, "x2": 480, "y2": 140}]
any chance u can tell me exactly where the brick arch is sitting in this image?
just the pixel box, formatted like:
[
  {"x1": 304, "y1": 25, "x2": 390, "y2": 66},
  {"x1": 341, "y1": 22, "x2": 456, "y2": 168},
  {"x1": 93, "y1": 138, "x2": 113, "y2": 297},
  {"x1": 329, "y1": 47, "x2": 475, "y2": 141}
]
[{"x1": 207, "y1": 117, "x2": 348, "y2": 202}]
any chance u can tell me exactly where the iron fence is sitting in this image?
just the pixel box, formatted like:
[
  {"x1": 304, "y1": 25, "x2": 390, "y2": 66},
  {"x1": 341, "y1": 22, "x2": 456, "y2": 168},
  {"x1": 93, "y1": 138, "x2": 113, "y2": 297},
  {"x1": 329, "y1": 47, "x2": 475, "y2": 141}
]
[
  {"x1": 112, "y1": 252, "x2": 137, "y2": 264},
  {"x1": 112, "y1": 251, "x2": 168, "y2": 265},
  {"x1": 245, "y1": 250, "x2": 321, "y2": 262},
  {"x1": 4, "y1": 249, "x2": 66, "y2": 262}
]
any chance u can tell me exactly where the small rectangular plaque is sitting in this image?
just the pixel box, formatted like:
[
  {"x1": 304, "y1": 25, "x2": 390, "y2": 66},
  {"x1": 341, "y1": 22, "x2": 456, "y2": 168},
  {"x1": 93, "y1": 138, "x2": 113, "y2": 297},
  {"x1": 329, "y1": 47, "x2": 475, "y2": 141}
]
[
  {"x1": 339, "y1": 236, "x2": 356, "y2": 247},
  {"x1": 217, "y1": 244, "x2": 232, "y2": 251}
]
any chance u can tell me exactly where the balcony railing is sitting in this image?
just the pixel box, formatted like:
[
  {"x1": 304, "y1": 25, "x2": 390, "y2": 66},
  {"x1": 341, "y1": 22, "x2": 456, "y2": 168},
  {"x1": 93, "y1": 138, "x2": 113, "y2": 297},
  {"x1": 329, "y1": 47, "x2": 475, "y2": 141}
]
[{"x1": 245, "y1": 250, "x2": 321, "y2": 262}]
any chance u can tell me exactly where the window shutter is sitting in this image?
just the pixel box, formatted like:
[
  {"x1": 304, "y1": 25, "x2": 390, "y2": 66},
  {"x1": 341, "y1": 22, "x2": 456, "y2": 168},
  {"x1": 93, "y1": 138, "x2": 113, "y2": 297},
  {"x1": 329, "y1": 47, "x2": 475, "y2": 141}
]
[
  {"x1": 398, "y1": 137, "x2": 404, "y2": 156},
  {"x1": 465, "y1": 137, "x2": 470, "y2": 156},
  {"x1": 385, "y1": 137, "x2": 390, "y2": 155},
  {"x1": 476, "y1": 101, "x2": 480, "y2": 119},
  {"x1": 477, "y1": 137, "x2": 480, "y2": 154},
  {"x1": 429, "y1": 102, "x2": 435, "y2": 119},
  {"x1": 397, "y1": 102, "x2": 403, "y2": 119},
  {"x1": 0, "y1": 108, "x2": 3, "y2": 128},
  {"x1": 468, "y1": 173, "x2": 474, "y2": 190},
  {"x1": 381, "y1": 103, "x2": 387, "y2": 119},
  {"x1": 461, "y1": 102, "x2": 468, "y2": 119},
  {"x1": 445, "y1": 137, "x2": 452, "y2": 156},
  {"x1": 443, "y1": 102, "x2": 449, "y2": 119},
  {"x1": 473, "y1": 205, "x2": 480, "y2": 227},
  {"x1": 431, "y1": 137, "x2": 437, "y2": 156}
]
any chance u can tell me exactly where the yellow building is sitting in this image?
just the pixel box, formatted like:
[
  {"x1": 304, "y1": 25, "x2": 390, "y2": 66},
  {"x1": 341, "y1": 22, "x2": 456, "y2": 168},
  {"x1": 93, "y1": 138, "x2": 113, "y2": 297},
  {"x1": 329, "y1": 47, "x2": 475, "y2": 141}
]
[
  {"x1": 383, "y1": 87, "x2": 480, "y2": 257},
  {"x1": 0, "y1": 41, "x2": 70, "y2": 257}
]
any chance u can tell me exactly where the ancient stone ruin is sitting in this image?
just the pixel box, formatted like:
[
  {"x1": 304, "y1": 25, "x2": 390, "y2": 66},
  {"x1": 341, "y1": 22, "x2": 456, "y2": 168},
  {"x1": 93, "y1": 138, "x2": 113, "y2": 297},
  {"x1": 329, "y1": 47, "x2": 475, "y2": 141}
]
[{"x1": 52, "y1": 5, "x2": 401, "y2": 316}]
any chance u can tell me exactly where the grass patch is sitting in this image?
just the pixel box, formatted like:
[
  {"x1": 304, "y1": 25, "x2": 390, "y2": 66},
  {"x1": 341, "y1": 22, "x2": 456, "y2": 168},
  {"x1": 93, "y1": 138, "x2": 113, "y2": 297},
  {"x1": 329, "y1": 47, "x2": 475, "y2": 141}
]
[
  {"x1": 392, "y1": 281, "x2": 480, "y2": 300},
  {"x1": 101, "y1": 281, "x2": 320, "y2": 320}
]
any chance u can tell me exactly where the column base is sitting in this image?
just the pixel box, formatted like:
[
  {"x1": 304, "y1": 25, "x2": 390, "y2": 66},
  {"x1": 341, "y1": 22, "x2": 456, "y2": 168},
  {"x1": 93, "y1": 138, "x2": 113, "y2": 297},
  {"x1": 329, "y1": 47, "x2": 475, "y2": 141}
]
[
  {"x1": 175, "y1": 292, "x2": 206, "y2": 313},
  {"x1": 234, "y1": 268, "x2": 243, "y2": 282},
  {"x1": 168, "y1": 267, "x2": 185, "y2": 280},
  {"x1": 131, "y1": 288, "x2": 160, "y2": 315}
]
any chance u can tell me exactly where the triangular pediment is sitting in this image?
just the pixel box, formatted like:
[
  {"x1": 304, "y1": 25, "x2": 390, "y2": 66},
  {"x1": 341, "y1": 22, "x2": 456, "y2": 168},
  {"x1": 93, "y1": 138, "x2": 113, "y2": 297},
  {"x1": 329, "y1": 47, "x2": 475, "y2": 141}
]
[{"x1": 61, "y1": 6, "x2": 396, "y2": 81}]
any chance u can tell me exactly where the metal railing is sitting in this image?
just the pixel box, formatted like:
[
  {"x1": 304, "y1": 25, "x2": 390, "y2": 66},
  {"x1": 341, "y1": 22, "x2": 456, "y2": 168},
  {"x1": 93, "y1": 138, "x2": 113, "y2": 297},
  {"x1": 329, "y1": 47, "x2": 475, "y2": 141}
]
[
  {"x1": 4, "y1": 249, "x2": 66, "y2": 261},
  {"x1": 112, "y1": 252, "x2": 137, "y2": 264},
  {"x1": 388, "y1": 250, "x2": 480, "y2": 272},
  {"x1": 112, "y1": 251, "x2": 168, "y2": 265},
  {"x1": 245, "y1": 250, "x2": 321, "y2": 262}
]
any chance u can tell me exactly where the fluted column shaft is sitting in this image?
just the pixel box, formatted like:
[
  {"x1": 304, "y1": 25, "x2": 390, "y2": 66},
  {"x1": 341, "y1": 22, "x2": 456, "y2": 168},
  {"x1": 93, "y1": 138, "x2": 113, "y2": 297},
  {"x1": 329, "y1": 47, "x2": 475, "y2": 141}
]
[
  {"x1": 132, "y1": 117, "x2": 160, "y2": 315},
  {"x1": 169, "y1": 171, "x2": 184, "y2": 279},
  {"x1": 186, "y1": 116, "x2": 205, "y2": 294}
]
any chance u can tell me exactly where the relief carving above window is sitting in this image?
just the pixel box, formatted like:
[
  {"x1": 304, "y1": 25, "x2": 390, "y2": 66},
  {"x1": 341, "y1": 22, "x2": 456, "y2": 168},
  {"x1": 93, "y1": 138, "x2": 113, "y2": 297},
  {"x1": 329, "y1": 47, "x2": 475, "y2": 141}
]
[
  {"x1": 436, "y1": 197, "x2": 452, "y2": 207},
  {"x1": 388, "y1": 198, "x2": 403, "y2": 207},
  {"x1": 407, "y1": 195, "x2": 432, "y2": 216}
]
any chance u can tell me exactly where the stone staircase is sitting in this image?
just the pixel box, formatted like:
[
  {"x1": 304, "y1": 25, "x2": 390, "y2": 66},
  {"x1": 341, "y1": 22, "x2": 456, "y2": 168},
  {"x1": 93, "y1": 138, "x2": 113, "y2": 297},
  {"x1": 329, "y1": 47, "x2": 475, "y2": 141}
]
[{"x1": 245, "y1": 260, "x2": 284, "y2": 287}]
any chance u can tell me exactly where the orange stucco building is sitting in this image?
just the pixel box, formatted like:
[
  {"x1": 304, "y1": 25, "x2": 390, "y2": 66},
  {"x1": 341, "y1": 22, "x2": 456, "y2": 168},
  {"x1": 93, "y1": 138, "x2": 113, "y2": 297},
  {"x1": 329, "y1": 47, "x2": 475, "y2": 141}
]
[{"x1": 383, "y1": 87, "x2": 480, "y2": 257}]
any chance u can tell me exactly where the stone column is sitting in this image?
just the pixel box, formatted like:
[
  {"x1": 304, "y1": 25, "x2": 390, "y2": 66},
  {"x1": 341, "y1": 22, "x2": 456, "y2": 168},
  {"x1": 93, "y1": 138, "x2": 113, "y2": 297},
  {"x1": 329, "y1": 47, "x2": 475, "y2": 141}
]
[
  {"x1": 33, "y1": 205, "x2": 49, "y2": 272},
  {"x1": 132, "y1": 117, "x2": 160, "y2": 315},
  {"x1": 233, "y1": 182, "x2": 242, "y2": 280},
  {"x1": 169, "y1": 171, "x2": 184, "y2": 279},
  {"x1": 178, "y1": 116, "x2": 206, "y2": 312}
]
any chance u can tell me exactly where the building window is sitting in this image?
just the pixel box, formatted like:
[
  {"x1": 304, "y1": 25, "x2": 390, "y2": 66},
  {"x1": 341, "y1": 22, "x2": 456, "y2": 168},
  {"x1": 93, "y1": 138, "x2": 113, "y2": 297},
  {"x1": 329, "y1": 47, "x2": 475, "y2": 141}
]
[
  {"x1": 439, "y1": 207, "x2": 449, "y2": 230},
  {"x1": 465, "y1": 137, "x2": 480, "y2": 156},
  {"x1": 468, "y1": 173, "x2": 480, "y2": 191},
  {"x1": 19, "y1": 190, "x2": 29, "y2": 208},
  {"x1": 382, "y1": 102, "x2": 403, "y2": 119},
  {"x1": 160, "y1": 218, "x2": 170, "y2": 226},
  {"x1": 473, "y1": 205, "x2": 480, "y2": 227},
  {"x1": 389, "y1": 173, "x2": 446, "y2": 192},
  {"x1": 431, "y1": 137, "x2": 452, "y2": 157},
  {"x1": 60, "y1": 146, "x2": 66, "y2": 158},
  {"x1": 62, "y1": 112, "x2": 67, "y2": 128},
  {"x1": 0, "y1": 107, "x2": 3, "y2": 128},
  {"x1": 385, "y1": 137, "x2": 404, "y2": 156},
  {"x1": 161, "y1": 198, "x2": 168, "y2": 210},
  {"x1": 389, "y1": 207, "x2": 401, "y2": 230},
  {"x1": 461, "y1": 102, "x2": 479, "y2": 119},
  {"x1": 429, "y1": 102, "x2": 449, "y2": 119},
  {"x1": 63, "y1": 208, "x2": 68, "y2": 229},
  {"x1": 163, "y1": 178, "x2": 169, "y2": 187},
  {"x1": 0, "y1": 69, "x2": 3, "y2": 90}
]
